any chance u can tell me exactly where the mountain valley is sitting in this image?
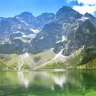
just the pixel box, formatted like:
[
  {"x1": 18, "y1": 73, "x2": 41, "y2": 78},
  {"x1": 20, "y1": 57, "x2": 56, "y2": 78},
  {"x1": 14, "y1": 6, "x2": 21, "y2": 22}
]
[{"x1": 0, "y1": 6, "x2": 96, "y2": 70}]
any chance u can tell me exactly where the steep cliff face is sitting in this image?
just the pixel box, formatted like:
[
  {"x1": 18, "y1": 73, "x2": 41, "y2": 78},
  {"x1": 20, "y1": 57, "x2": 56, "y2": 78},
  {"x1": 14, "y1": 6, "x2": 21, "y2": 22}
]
[
  {"x1": 29, "y1": 6, "x2": 96, "y2": 69},
  {"x1": 0, "y1": 6, "x2": 96, "y2": 69},
  {"x1": 31, "y1": 6, "x2": 96, "y2": 55},
  {"x1": 0, "y1": 12, "x2": 55, "y2": 54}
]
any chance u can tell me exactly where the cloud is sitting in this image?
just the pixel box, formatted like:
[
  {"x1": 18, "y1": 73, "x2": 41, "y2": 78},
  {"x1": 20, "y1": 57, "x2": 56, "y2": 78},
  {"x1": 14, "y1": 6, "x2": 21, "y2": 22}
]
[
  {"x1": 67, "y1": 0, "x2": 96, "y2": 5},
  {"x1": 73, "y1": 5, "x2": 96, "y2": 15},
  {"x1": 67, "y1": 0, "x2": 96, "y2": 16},
  {"x1": 77, "y1": 0, "x2": 96, "y2": 5}
]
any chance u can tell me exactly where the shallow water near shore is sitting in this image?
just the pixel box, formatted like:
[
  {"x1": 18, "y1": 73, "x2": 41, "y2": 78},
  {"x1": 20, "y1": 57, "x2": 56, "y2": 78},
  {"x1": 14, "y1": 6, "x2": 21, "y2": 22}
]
[{"x1": 0, "y1": 70, "x2": 96, "y2": 96}]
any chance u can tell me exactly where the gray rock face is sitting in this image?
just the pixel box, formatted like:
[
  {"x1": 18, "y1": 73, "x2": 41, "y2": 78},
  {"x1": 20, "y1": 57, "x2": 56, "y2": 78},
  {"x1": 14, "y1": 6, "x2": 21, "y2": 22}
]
[
  {"x1": 0, "y1": 12, "x2": 55, "y2": 54},
  {"x1": 30, "y1": 6, "x2": 96, "y2": 57},
  {"x1": 56, "y1": 6, "x2": 82, "y2": 20},
  {"x1": 0, "y1": 6, "x2": 96, "y2": 58}
]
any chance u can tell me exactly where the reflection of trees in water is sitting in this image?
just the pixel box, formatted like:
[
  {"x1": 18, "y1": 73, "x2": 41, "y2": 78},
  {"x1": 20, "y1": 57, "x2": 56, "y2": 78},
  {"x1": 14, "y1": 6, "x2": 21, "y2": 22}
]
[{"x1": 81, "y1": 70, "x2": 96, "y2": 89}]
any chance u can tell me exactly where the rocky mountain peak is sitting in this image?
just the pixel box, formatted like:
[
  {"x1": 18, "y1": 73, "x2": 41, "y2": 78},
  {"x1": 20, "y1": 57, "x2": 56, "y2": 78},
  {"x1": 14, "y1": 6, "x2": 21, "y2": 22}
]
[
  {"x1": 18, "y1": 12, "x2": 34, "y2": 18},
  {"x1": 36, "y1": 13, "x2": 55, "y2": 21},
  {"x1": 56, "y1": 6, "x2": 82, "y2": 20},
  {"x1": 15, "y1": 12, "x2": 35, "y2": 25},
  {"x1": 84, "y1": 12, "x2": 96, "y2": 20}
]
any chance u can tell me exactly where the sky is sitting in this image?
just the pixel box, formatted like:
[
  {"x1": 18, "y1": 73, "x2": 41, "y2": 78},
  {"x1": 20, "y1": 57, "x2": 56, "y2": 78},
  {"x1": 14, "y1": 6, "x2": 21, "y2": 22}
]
[{"x1": 0, "y1": 0, "x2": 96, "y2": 17}]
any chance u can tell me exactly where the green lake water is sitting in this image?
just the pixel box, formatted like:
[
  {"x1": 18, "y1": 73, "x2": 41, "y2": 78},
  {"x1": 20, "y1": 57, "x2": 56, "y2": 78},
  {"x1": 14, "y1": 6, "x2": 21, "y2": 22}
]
[{"x1": 0, "y1": 70, "x2": 96, "y2": 96}]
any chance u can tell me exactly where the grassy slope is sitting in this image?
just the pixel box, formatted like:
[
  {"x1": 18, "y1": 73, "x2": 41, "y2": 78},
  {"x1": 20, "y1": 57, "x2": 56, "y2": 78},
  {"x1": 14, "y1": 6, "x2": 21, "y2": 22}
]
[
  {"x1": 39, "y1": 48, "x2": 83, "y2": 69},
  {"x1": 0, "y1": 49, "x2": 55, "y2": 70},
  {"x1": 0, "y1": 54, "x2": 20, "y2": 70},
  {"x1": 0, "y1": 47, "x2": 96, "y2": 70},
  {"x1": 32, "y1": 49, "x2": 55, "y2": 68}
]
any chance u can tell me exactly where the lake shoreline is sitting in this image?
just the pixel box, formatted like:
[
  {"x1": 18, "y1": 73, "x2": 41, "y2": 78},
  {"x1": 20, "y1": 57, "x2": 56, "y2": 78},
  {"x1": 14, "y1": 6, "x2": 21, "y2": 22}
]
[{"x1": 1, "y1": 68, "x2": 96, "y2": 72}]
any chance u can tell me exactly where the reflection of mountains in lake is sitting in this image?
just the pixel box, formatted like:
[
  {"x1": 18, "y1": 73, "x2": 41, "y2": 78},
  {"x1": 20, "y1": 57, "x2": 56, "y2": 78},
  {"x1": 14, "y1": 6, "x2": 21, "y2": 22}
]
[{"x1": 0, "y1": 70, "x2": 96, "y2": 96}]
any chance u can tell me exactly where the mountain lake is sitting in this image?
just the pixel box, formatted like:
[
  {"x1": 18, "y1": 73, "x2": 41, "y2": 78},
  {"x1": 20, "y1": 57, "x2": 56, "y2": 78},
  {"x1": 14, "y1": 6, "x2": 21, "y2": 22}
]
[{"x1": 0, "y1": 70, "x2": 96, "y2": 96}]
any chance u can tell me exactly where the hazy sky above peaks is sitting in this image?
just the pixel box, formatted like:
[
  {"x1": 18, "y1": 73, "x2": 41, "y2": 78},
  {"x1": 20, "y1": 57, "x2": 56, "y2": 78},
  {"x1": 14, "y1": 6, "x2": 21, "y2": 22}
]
[{"x1": 0, "y1": 0, "x2": 96, "y2": 17}]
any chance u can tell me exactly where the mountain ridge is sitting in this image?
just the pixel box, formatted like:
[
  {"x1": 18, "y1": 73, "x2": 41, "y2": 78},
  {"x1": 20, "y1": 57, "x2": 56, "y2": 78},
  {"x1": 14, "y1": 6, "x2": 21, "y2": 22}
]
[{"x1": 0, "y1": 6, "x2": 96, "y2": 70}]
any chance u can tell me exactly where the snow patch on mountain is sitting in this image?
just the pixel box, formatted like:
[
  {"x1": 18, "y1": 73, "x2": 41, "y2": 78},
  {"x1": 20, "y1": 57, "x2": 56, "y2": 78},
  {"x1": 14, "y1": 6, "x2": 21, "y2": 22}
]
[
  {"x1": 16, "y1": 16, "x2": 29, "y2": 26},
  {"x1": 56, "y1": 36, "x2": 67, "y2": 43},
  {"x1": 40, "y1": 36, "x2": 44, "y2": 40},
  {"x1": 62, "y1": 36, "x2": 67, "y2": 42},
  {"x1": 78, "y1": 16, "x2": 89, "y2": 22},
  {"x1": 13, "y1": 31, "x2": 25, "y2": 35},
  {"x1": 30, "y1": 29, "x2": 40, "y2": 34},
  {"x1": 19, "y1": 19, "x2": 29, "y2": 26},
  {"x1": 52, "y1": 49, "x2": 66, "y2": 60},
  {"x1": 50, "y1": 48, "x2": 54, "y2": 51},
  {"x1": 14, "y1": 34, "x2": 36, "y2": 43}
]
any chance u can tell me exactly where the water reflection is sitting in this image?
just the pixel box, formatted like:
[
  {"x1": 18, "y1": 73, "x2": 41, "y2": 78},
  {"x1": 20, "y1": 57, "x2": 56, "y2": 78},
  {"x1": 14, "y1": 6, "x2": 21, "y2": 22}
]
[
  {"x1": 17, "y1": 71, "x2": 67, "y2": 89},
  {"x1": 0, "y1": 70, "x2": 96, "y2": 96},
  {"x1": 18, "y1": 71, "x2": 29, "y2": 88},
  {"x1": 52, "y1": 75, "x2": 66, "y2": 88}
]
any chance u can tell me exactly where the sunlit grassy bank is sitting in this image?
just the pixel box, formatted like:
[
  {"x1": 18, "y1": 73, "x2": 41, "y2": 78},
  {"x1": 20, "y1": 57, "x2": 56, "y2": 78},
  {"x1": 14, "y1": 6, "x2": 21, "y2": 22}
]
[{"x1": 0, "y1": 48, "x2": 96, "y2": 70}]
